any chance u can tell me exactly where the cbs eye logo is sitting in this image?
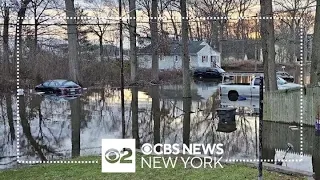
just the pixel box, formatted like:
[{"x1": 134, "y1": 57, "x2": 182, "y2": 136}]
[
  {"x1": 101, "y1": 139, "x2": 135, "y2": 173},
  {"x1": 104, "y1": 148, "x2": 133, "y2": 164}
]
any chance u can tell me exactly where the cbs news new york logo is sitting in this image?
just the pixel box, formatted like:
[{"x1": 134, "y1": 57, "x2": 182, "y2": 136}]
[{"x1": 101, "y1": 139, "x2": 136, "y2": 173}]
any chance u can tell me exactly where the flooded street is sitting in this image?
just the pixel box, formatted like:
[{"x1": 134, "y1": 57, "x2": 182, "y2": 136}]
[{"x1": 0, "y1": 82, "x2": 319, "y2": 178}]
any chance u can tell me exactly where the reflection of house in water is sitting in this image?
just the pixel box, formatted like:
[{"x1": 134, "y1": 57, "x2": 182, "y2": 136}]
[{"x1": 160, "y1": 83, "x2": 218, "y2": 101}]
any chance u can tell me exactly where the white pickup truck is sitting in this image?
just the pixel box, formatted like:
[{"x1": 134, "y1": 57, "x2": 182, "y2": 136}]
[{"x1": 218, "y1": 73, "x2": 301, "y2": 101}]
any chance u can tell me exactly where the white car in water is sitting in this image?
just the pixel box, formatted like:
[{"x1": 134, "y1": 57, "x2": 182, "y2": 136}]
[{"x1": 218, "y1": 73, "x2": 301, "y2": 101}]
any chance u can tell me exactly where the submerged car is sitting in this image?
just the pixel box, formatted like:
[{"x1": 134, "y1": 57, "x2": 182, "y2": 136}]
[
  {"x1": 35, "y1": 79, "x2": 83, "y2": 95},
  {"x1": 193, "y1": 67, "x2": 226, "y2": 80}
]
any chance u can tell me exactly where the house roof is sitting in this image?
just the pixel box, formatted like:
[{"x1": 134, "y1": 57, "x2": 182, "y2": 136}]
[{"x1": 138, "y1": 40, "x2": 208, "y2": 56}]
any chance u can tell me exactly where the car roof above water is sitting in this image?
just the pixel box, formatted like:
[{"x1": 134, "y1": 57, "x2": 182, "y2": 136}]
[{"x1": 43, "y1": 79, "x2": 78, "y2": 87}]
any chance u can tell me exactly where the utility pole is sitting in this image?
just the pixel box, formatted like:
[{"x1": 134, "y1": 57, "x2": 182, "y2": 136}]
[{"x1": 119, "y1": 0, "x2": 125, "y2": 139}]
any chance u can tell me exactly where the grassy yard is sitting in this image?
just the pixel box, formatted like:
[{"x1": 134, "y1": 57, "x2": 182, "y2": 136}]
[{"x1": 0, "y1": 155, "x2": 307, "y2": 180}]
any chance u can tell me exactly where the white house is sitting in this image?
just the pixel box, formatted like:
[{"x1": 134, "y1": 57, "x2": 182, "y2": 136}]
[{"x1": 137, "y1": 40, "x2": 221, "y2": 70}]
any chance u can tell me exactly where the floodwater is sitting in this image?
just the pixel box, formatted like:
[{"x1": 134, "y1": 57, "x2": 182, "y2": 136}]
[{"x1": 0, "y1": 81, "x2": 319, "y2": 178}]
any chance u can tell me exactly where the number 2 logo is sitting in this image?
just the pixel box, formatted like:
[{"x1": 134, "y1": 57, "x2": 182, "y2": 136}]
[{"x1": 105, "y1": 148, "x2": 132, "y2": 164}]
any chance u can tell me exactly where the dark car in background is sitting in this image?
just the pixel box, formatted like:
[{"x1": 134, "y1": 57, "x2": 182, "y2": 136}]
[
  {"x1": 193, "y1": 67, "x2": 226, "y2": 80},
  {"x1": 276, "y1": 71, "x2": 294, "y2": 83},
  {"x1": 35, "y1": 79, "x2": 83, "y2": 95}
]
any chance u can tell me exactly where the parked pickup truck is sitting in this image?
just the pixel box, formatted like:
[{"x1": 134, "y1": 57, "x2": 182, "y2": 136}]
[{"x1": 218, "y1": 73, "x2": 301, "y2": 101}]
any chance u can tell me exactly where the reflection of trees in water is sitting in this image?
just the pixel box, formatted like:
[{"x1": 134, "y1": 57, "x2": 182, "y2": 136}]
[
  {"x1": 70, "y1": 98, "x2": 81, "y2": 158},
  {"x1": 20, "y1": 95, "x2": 55, "y2": 161},
  {"x1": 131, "y1": 86, "x2": 140, "y2": 148},
  {"x1": 151, "y1": 86, "x2": 161, "y2": 149},
  {"x1": 13, "y1": 92, "x2": 93, "y2": 161},
  {"x1": 5, "y1": 94, "x2": 15, "y2": 144},
  {"x1": 0, "y1": 94, "x2": 16, "y2": 166},
  {"x1": 0, "y1": 87, "x2": 256, "y2": 163},
  {"x1": 141, "y1": 90, "x2": 257, "y2": 159}
]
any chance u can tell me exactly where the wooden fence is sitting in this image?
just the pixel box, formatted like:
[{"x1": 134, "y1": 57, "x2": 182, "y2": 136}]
[{"x1": 264, "y1": 87, "x2": 320, "y2": 126}]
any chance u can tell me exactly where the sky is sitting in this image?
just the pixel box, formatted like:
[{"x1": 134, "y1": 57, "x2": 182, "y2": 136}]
[{"x1": 0, "y1": 0, "x2": 316, "y2": 49}]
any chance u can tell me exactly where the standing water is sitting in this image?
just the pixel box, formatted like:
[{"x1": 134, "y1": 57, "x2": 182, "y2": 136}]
[{"x1": 0, "y1": 81, "x2": 319, "y2": 178}]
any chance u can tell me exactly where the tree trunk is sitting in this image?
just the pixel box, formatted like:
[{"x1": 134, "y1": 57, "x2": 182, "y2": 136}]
[
  {"x1": 34, "y1": 18, "x2": 40, "y2": 82},
  {"x1": 14, "y1": 0, "x2": 32, "y2": 74},
  {"x1": 65, "y1": 0, "x2": 81, "y2": 83},
  {"x1": 188, "y1": 22, "x2": 193, "y2": 40},
  {"x1": 3, "y1": 5, "x2": 10, "y2": 74},
  {"x1": 34, "y1": 19, "x2": 38, "y2": 57},
  {"x1": 289, "y1": 22, "x2": 295, "y2": 63},
  {"x1": 129, "y1": 0, "x2": 137, "y2": 83},
  {"x1": 236, "y1": 16, "x2": 241, "y2": 39},
  {"x1": 196, "y1": 21, "x2": 201, "y2": 40},
  {"x1": 181, "y1": 0, "x2": 191, "y2": 147},
  {"x1": 99, "y1": 36, "x2": 103, "y2": 62},
  {"x1": 151, "y1": 0, "x2": 159, "y2": 82},
  {"x1": 260, "y1": 0, "x2": 277, "y2": 91},
  {"x1": 170, "y1": 10, "x2": 179, "y2": 40},
  {"x1": 310, "y1": 1, "x2": 320, "y2": 86}
]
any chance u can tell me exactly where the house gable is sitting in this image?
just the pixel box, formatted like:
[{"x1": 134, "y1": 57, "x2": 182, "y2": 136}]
[
  {"x1": 138, "y1": 40, "x2": 207, "y2": 56},
  {"x1": 197, "y1": 43, "x2": 220, "y2": 56}
]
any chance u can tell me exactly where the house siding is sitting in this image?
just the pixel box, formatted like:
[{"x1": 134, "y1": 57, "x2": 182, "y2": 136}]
[
  {"x1": 197, "y1": 45, "x2": 221, "y2": 68},
  {"x1": 138, "y1": 55, "x2": 199, "y2": 70},
  {"x1": 138, "y1": 41, "x2": 221, "y2": 70}
]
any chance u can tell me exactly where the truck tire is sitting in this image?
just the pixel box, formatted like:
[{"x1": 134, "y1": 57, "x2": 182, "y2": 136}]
[{"x1": 228, "y1": 91, "x2": 239, "y2": 101}]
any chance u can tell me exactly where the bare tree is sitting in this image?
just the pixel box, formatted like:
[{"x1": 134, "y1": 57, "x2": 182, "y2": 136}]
[
  {"x1": 151, "y1": 0, "x2": 159, "y2": 82},
  {"x1": 260, "y1": 0, "x2": 277, "y2": 91},
  {"x1": 137, "y1": 0, "x2": 151, "y2": 17},
  {"x1": 235, "y1": 0, "x2": 255, "y2": 39},
  {"x1": 192, "y1": 0, "x2": 237, "y2": 52},
  {"x1": 85, "y1": 0, "x2": 116, "y2": 62},
  {"x1": 14, "y1": 0, "x2": 32, "y2": 70},
  {"x1": 29, "y1": 0, "x2": 57, "y2": 57},
  {"x1": 88, "y1": 16, "x2": 109, "y2": 62},
  {"x1": 310, "y1": 1, "x2": 320, "y2": 86},
  {"x1": 168, "y1": 5, "x2": 179, "y2": 40},
  {"x1": 129, "y1": 0, "x2": 139, "y2": 148},
  {"x1": 274, "y1": 0, "x2": 316, "y2": 63},
  {"x1": 65, "y1": 0, "x2": 81, "y2": 83},
  {"x1": 181, "y1": 0, "x2": 191, "y2": 146}
]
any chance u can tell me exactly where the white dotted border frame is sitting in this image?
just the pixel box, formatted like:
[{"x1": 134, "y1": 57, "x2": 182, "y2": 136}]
[
  {"x1": 15, "y1": 16, "x2": 304, "y2": 164},
  {"x1": 18, "y1": 16, "x2": 301, "y2": 20}
]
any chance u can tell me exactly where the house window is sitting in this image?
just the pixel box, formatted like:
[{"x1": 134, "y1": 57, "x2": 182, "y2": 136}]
[
  {"x1": 202, "y1": 56, "x2": 208, "y2": 62},
  {"x1": 211, "y1": 56, "x2": 218, "y2": 67},
  {"x1": 175, "y1": 56, "x2": 178, "y2": 61}
]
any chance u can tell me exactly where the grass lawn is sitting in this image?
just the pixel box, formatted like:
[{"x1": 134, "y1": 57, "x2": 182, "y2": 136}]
[{"x1": 0, "y1": 154, "x2": 307, "y2": 180}]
